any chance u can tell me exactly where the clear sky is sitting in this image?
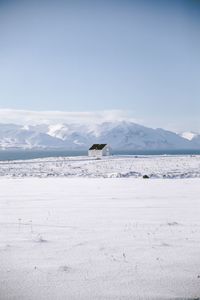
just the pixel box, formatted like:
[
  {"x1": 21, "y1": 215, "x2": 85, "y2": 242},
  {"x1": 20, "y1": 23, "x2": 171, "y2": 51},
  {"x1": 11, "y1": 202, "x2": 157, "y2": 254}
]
[{"x1": 0, "y1": 0, "x2": 199, "y2": 131}]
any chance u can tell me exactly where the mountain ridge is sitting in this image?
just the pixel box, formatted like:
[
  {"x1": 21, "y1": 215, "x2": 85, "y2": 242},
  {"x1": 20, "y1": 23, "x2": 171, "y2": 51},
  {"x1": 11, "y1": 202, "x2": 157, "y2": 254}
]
[{"x1": 0, "y1": 121, "x2": 199, "y2": 150}]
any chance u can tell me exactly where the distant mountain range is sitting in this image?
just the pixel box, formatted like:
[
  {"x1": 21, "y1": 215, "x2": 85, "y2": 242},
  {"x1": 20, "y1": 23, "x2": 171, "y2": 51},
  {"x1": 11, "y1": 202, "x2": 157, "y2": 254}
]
[{"x1": 0, "y1": 122, "x2": 199, "y2": 150}]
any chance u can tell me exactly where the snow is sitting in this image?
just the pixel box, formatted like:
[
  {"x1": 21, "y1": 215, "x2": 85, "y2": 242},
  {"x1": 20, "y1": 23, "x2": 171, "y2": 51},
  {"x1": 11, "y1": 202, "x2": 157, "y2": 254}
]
[
  {"x1": 180, "y1": 132, "x2": 200, "y2": 148},
  {"x1": 0, "y1": 121, "x2": 196, "y2": 150},
  {"x1": 181, "y1": 131, "x2": 198, "y2": 141},
  {"x1": 0, "y1": 155, "x2": 200, "y2": 179},
  {"x1": 0, "y1": 178, "x2": 200, "y2": 299}
]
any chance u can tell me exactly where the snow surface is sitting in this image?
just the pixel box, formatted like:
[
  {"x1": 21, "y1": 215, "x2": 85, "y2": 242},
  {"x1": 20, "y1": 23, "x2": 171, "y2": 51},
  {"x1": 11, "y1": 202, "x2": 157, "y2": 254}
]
[
  {"x1": 0, "y1": 178, "x2": 200, "y2": 299},
  {"x1": 0, "y1": 155, "x2": 200, "y2": 179},
  {"x1": 181, "y1": 132, "x2": 198, "y2": 141}
]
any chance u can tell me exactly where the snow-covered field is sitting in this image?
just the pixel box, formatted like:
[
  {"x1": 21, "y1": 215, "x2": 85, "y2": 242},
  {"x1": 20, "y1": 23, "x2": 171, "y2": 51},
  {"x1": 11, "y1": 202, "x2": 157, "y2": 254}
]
[
  {"x1": 0, "y1": 178, "x2": 200, "y2": 299},
  {"x1": 0, "y1": 155, "x2": 200, "y2": 178},
  {"x1": 0, "y1": 155, "x2": 200, "y2": 299}
]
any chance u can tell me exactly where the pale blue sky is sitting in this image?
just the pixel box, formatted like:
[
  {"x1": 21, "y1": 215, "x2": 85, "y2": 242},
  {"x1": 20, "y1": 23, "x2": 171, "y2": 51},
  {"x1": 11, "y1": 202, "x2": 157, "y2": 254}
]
[{"x1": 0, "y1": 0, "x2": 199, "y2": 131}]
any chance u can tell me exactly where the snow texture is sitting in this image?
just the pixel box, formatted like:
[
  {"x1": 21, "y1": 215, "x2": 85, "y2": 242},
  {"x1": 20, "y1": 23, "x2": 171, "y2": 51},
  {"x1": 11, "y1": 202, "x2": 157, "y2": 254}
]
[
  {"x1": 0, "y1": 178, "x2": 200, "y2": 299},
  {"x1": 0, "y1": 155, "x2": 200, "y2": 179}
]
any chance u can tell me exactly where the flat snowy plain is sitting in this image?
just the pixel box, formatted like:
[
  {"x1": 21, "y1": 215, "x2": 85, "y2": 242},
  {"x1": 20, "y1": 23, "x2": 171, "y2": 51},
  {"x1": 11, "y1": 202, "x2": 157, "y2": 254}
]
[
  {"x1": 0, "y1": 156, "x2": 200, "y2": 299},
  {"x1": 0, "y1": 155, "x2": 200, "y2": 178}
]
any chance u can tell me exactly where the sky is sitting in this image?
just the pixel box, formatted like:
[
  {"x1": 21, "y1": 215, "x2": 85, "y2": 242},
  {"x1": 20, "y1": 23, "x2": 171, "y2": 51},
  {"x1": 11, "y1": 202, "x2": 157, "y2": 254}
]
[{"x1": 0, "y1": 0, "x2": 199, "y2": 132}]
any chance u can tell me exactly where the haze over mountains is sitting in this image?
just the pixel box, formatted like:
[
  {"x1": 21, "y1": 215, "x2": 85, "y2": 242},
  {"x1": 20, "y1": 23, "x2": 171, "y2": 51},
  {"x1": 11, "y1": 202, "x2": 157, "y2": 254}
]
[{"x1": 0, "y1": 122, "x2": 199, "y2": 151}]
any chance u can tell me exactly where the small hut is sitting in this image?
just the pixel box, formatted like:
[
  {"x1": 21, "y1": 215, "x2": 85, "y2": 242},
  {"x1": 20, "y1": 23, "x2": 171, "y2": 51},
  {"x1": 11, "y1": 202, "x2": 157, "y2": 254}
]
[{"x1": 88, "y1": 144, "x2": 110, "y2": 157}]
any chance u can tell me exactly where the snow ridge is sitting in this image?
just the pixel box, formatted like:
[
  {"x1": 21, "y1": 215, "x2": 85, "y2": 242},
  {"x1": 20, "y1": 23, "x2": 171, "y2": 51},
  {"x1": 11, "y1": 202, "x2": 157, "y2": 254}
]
[{"x1": 0, "y1": 121, "x2": 198, "y2": 150}]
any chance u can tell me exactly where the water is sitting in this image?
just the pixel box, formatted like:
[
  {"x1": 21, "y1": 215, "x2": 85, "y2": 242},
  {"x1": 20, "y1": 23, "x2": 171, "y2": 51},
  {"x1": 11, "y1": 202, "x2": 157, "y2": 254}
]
[{"x1": 0, "y1": 149, "x2": 199, "y2": 161}]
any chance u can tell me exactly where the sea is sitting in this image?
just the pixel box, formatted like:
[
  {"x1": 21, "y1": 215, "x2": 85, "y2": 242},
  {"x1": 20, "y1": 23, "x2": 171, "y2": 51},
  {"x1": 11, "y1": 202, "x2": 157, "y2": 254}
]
[{"x1": 0, "y1": 149, "x2": 200, "y2": 161}]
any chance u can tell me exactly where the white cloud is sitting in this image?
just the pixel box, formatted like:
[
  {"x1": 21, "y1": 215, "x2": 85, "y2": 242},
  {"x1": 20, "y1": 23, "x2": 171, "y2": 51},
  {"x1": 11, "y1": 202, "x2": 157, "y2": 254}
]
[{"x1": 0, "y1": 108, "x2": 138, "y2": 125}]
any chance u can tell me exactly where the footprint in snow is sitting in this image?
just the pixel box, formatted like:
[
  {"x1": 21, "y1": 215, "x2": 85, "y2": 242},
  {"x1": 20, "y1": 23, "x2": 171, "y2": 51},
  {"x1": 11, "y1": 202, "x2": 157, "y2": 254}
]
[
  {"x1": 59, "y1": 265, "x2": 71, "y2": 273},
  {"x1": 34, "y1": 235, "x2": 48, "y2": 243},
  {"x1": 167, "y1": 221, "x2": 179, "y2": 226}
]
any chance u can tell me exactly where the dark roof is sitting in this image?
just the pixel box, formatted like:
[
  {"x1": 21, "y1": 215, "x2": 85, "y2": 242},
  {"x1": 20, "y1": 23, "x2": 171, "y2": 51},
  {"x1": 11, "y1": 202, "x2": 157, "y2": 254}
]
[{"x1": 89, "y1": 144, "x2": 107, "y2": 150}]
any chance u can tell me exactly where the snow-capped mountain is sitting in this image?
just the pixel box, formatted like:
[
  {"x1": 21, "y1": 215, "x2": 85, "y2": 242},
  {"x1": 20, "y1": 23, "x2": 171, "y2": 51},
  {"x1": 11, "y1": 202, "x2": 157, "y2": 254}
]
[
  {"x1": 0, "y1": 121, "x2": 198, "y2": 150},
  {"x1": 180, "y1": 131, "x2": 198, "y2": 141},
  {"x1": 0, "y1": 123, "x2": 63, "y2": 149},
  {"x1": 180, "y1": 131, "x2": 200, "y2": 148}
]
